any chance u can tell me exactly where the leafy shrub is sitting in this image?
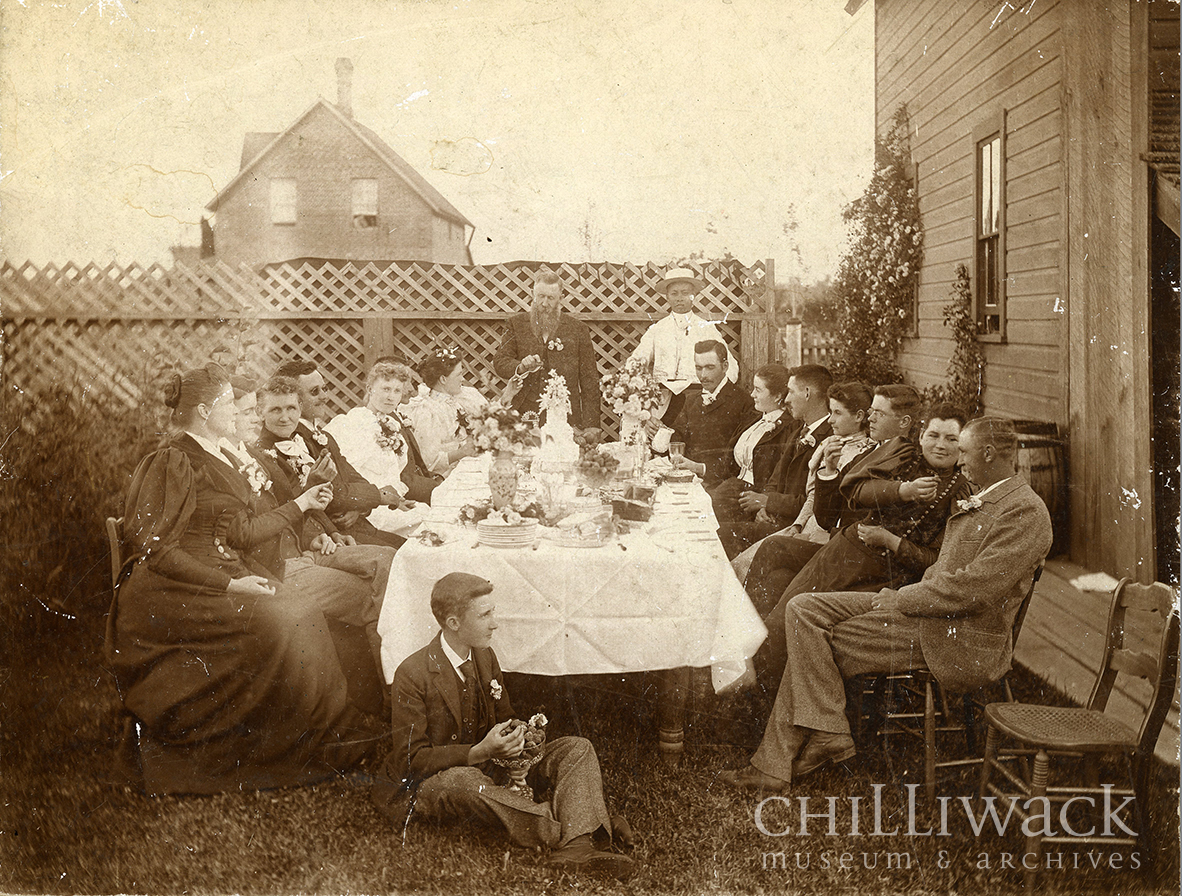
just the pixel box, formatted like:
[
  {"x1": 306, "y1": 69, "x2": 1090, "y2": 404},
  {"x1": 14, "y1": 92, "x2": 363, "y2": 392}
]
[
  {"x1": 923, "y1": 263, "x2": 986, "y2": 416},
  {"x1": 0, "y1": 382, "x2": 163, "y2": 641},
  {"x1": 830, "y1": 107, "x2": 923, "y2": 385}
]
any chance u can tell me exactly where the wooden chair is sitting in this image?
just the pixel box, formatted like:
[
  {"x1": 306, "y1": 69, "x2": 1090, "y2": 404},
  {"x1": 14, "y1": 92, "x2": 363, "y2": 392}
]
[
  {"x1": 105, "y1": 516, "x2": 124, "y2": 593},
  {"x1": 977, "y1": 578, "x2": 1179, "y2": 887},
  {"x1": 854, "y1": 560, "x2": 1046, "y2": 803},
  {"x1": 105, "y1": 516, "x2": 141, "y2": 782}
]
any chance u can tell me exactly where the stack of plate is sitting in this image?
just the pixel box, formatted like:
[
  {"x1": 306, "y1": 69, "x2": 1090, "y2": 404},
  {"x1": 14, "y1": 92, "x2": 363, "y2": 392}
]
[{"x1": 477, "y1": 518, "x2": 540, "y2": 548}]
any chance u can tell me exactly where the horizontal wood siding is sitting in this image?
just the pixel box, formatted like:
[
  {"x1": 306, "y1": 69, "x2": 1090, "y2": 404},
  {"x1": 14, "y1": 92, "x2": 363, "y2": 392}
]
[{"x1": 877, "y1": 0, "x2": 1066, "y2": 427}]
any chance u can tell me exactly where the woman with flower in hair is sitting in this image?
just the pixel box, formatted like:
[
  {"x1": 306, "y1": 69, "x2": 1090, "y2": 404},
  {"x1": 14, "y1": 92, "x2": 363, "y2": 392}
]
[
  {"x1": 325, "y1": 360, "x2": 431, "y2": 530},
  {"x1": 106, "y1": 363, "x2": 381, "y2": 795},
  {"x1": 403, "y1": 346, "x2": 491, "y2": 476}
]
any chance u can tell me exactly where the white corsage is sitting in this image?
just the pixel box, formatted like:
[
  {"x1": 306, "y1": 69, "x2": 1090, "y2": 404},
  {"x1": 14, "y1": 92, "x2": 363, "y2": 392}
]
[
  {"x1": 957, "y1": 495, "x2": 984, "y2": 513},
  {"x1": 375, "y1": 413, "x2": 406, "y2": 453},
  {"x1": 238, "y1": 456, "x2": 272, "y2": 497},
  {"x1": 490, "y1": 679, "x2": 503, "y2": 701},
  {"x1": 799, "y1": 433, "x2": 816, "y2": 448},
  {"x1": 307, "y1": 424, "x2": 328, "y2": 448},
  {"x1": 273, "y1": 436, "x2": 316, "y2": 486},
  {"x1": 546, "y1": 338, "x2": 564, "y2": 352}
]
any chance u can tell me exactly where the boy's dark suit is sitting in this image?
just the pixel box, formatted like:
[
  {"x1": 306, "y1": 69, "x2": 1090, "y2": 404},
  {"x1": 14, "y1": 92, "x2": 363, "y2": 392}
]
[
  {"x1": 372, "y1": 632, "x2": 612, "y2": 849},
  {"x1": 668, "y1": 380, "x2": 754, "y2": 485}
]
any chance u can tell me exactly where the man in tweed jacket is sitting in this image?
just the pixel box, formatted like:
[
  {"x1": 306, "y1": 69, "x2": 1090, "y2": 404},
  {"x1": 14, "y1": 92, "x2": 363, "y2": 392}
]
[{"x1": 721, "y1": 416, "x2": 1053, "y2": 791}]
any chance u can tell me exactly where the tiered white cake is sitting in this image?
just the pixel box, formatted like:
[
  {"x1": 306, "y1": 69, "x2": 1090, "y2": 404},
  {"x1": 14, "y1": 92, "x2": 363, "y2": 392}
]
[{"x1": 531, "y1": 371, "x2": 580, "y2": 473}]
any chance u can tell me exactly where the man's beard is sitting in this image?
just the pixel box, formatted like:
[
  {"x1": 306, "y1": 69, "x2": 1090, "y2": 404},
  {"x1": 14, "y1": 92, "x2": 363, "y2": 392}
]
[{"x1": 531, "y1": 306, "x2": 561, "y2": 340}]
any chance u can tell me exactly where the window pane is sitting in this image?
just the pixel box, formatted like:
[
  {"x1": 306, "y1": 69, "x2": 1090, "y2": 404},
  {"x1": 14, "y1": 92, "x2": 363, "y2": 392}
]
[
  {"x1": 271, "y1": 178, "x2": 296, "y2": 225},
  {"x1": 989, "y1": 138, "x2": 1001, "y2": 233},
  {"x1": 980, "y1": 143, "x2": 993, "y2": 234}
]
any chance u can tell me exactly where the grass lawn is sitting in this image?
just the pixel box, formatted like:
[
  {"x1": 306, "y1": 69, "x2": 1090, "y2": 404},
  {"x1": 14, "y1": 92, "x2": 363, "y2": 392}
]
[{"x1": 1, "y1": 604, "x2": 1177, "y2": 895}]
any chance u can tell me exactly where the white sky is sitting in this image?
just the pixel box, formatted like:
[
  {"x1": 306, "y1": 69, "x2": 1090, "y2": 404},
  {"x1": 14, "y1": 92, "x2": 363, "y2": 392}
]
[{"x1": 0, "y1": 0, "x2": 874, "y2": 281}]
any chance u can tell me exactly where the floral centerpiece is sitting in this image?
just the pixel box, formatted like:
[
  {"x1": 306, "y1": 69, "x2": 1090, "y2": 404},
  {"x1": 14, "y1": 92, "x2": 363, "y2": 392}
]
[
  {"x1": 469, "y1": 402, "x2": 539, "y2": 455},
  {"x1": 470, "y1": 402, "x2": 541, "y2": 509},
  {"x1": 493, "y1": 713, "x2": 549, "y2": 799},
  {"x1": 601, "y1": 359, "x2": 664, "y2": 446}
]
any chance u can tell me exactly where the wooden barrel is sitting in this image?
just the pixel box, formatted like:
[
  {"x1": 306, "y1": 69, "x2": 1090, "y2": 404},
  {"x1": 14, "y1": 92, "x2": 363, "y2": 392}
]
[{"x1": 1011, "y1": 420, "x2": 1069, "y2": 556}]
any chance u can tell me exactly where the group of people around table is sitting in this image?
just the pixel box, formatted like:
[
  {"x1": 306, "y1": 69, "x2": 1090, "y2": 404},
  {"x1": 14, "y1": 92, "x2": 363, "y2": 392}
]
[{"x1": 105, "y1": 265, "x2": 1052, "y2": 881}]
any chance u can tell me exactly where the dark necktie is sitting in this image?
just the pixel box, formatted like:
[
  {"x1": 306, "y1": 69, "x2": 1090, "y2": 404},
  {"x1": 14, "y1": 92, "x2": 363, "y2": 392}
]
[{"x1": 459, "y1": 658, "x2": 476, "y2": 742}]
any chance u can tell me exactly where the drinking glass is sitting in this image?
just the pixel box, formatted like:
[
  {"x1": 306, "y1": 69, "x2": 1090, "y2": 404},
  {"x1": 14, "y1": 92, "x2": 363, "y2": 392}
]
[{"x1": 669, "y1": 442, "x2": 685, "y2": 465}]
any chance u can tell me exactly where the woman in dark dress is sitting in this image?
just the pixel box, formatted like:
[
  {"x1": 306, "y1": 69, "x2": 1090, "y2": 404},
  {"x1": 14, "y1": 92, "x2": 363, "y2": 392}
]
[{"x1": 106, "y1": 364, "x2": 378, "y2": 794}]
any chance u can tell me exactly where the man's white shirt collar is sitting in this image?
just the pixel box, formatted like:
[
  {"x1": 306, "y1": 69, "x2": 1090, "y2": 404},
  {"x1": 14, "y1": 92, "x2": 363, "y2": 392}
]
[
  {"x1": 804, "y1": 415, "x2": 829, "y2": 437},
  {"x1": 440, "y1": 634, "x2": 471, "y2": 677},
  {"x1": 974, "y1": 476, "x2": 1013, "y2": 501},
  {"x1": 701, "y1": 378, "x2": 727, "y2": 406}
]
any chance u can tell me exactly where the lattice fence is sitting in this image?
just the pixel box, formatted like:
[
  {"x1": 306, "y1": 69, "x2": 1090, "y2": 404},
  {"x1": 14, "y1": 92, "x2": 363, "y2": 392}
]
[{"x1": 1, "y1": 258, "x2": 772, "y2": 427}]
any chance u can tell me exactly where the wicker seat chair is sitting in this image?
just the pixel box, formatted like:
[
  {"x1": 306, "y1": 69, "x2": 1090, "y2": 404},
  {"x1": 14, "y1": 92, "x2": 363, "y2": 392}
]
[{"x1": 976, "y1": 578, "x2": 1179, "y2": 887}]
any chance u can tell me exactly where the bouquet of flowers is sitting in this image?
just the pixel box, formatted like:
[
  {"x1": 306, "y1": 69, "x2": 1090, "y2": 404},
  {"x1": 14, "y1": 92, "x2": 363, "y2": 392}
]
[
  {"x1": 469, "y1": 402, "x2": 540, "y2": 455},
  {"x1": 601, "y1": 360, "x2": 664, "y2": 441},
  {"x1": 374, "y1": 413, "x2": 406, "y2": 453}
]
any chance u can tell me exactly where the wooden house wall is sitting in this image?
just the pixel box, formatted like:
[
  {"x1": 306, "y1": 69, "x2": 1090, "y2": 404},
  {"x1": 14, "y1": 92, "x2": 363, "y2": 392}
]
[
  {"x1": 876, "y1": 0, "x2": 1156, "y2": 577},
  {"x1": 876, "y1": 0, "x2": 1066, "y2": 425},
  {"x1": 1062, "y1": 2, "x2": 1155, "y2": 579},
  {"x1": 213, "y1": 105, "x2": 464, "y2": 268}
]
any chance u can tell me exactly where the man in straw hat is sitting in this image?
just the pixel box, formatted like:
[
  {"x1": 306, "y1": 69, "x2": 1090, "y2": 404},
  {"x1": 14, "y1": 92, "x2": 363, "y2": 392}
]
[{"x1": 630, "y1": 266, "x2": 739, "y2": 428}]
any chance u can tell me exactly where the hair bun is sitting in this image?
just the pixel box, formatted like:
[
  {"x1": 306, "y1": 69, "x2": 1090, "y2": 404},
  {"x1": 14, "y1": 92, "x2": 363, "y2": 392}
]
[{"x1": 163, "y1": 372, "x2": 183, "y2": 409}]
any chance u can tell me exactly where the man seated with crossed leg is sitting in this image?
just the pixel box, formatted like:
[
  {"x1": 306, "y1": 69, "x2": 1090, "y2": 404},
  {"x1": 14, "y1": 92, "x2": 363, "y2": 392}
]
[
  {"x1": 720, "y1": 417, "x2": 1052, "y2": 791},
  {"x1": 372, "y1": 573, "x2": 638, "y2": 881}
]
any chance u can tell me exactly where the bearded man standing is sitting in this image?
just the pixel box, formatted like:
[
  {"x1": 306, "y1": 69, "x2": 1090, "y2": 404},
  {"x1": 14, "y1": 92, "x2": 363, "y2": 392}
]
[{"x1": 493, "y1": 268, "x2": 600, "y2": 429}]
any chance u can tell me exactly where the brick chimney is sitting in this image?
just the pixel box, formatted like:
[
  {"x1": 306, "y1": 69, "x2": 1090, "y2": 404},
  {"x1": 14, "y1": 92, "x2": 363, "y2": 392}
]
[{"x1": 335, "y1": 58, "x2": 353, "y2": 118}]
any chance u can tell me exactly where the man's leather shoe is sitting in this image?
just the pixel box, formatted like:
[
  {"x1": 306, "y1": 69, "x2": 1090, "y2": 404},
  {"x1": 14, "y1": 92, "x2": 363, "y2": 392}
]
[
  {"x1": 718, "y1": 764, "x2": 789, "y2": 793},
  {"x1": 610, "y1": 815, "x2": 636, "y2": 849},
  {"x1": 547, "y1": 834, "x2": 637, "y2": 881},
  {"x1": 791, "y1": 732, "x2": 856, "y2": 778}
]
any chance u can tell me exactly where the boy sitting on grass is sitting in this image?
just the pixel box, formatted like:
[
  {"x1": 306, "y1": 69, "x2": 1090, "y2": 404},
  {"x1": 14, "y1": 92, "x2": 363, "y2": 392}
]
[{"x1": 372, "y1": 572, "x2": 637, "y2": 881}]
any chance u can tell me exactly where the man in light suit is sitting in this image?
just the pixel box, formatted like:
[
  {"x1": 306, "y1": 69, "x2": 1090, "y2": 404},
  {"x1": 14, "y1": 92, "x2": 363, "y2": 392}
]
[
  {"x1": 372, "y1": 573, "x2": 637, "y2": 881},
  {"x1": 629, "y1": 267, "x2": 739, "y2": 426},
  {"x1": 721, "y1": 416, "x2": 1053, "y2": 791}
]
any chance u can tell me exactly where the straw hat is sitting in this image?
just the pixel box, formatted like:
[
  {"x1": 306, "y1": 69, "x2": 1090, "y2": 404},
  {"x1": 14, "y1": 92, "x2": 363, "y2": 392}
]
[{"x1": 656, "y1": 267, "x2": 704, "y2": 294}]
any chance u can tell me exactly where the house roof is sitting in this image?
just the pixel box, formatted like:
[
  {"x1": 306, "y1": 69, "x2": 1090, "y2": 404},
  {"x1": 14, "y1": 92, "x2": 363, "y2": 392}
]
[{"x1": 206, "y1": 98, "x2": 474, "y2": 228}]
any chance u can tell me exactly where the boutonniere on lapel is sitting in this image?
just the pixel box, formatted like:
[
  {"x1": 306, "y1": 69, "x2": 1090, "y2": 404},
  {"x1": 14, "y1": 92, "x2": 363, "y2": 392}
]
[
  {"x1": 272, "y1": 435, "x2": 316, "y2": 486},
  {"x1": 237, "y1": 456, "x2": 272, "y2": 497},
  {"x1": 799, "y1": 432, "x2": 816, "y2": 449},
  {"x1": 489, "y1": 679, "x2": 503, "y2": 701},
  {"x1": 375, "y1": 413, "x2": 405, "y2": 453},
  {"x1": 957, "y1": 494, "x2": 984, "y2": 513},
  {"x1": 308, "y1": 425, "x2": 329, "y2": 448},
  {"x1": 546, "y1": 337, "x2": 564, "y2": 352}
]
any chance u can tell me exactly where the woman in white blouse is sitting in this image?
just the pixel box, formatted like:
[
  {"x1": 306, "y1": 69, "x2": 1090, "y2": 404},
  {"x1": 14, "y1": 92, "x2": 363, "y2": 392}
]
[
  {"x1": 676, "y1": 364, "x2": 794, "y2": 522},
  {"x1": 324, "y1": 361, "x2": 424, "y2": 534},
  {"x1": 402, "y1": 347, "x2": 490, "y2": 476}
]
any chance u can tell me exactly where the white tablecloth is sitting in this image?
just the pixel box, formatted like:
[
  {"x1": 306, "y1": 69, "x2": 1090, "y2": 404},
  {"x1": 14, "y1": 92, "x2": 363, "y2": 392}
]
[{"x1": 377, "y1": 456, "x2": 766, "y2": 691}]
